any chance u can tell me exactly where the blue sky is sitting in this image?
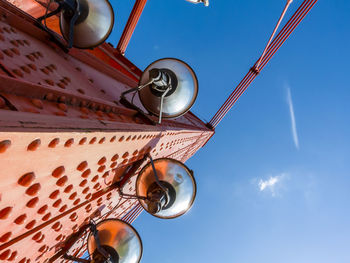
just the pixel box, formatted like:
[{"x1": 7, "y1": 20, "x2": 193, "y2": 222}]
[{"x1": 107, "y1": 0, "x2": 350, "y2": 262}]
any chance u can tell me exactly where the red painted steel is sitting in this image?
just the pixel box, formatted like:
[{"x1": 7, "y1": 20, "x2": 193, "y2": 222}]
[
  {"x1": 0, "y1": 1, "x2": 213, "y2": 262},
  {"x1": 209, "y1": 0, "x2": 318, "y2": 128},
  {"x1": 116, "y1": 0, "x2": 148, "y2": 55}
]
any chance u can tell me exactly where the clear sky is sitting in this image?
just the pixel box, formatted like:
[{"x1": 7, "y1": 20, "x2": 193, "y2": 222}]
[{"x1": 106, "y1": 1, "x2": 350, "y2": 262}]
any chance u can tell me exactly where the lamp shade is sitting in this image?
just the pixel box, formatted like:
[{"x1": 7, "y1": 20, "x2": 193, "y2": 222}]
[
  {"x1": 136, "y1": 158, "x2": 197, "y2": 219},
  {"x1": 87, "y1": 219, "x2": 142, "y2": 263},
  {"x1": 138, "y1": 58, "x2": 198, "y2": 119},
  {"x1": 60, "y1": 0, "x2": 114, "y2": 49}
]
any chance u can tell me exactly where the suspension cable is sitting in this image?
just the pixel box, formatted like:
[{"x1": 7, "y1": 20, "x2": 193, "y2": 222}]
[{"x1": 209, "y1": 0, "x2": 318, "y2": 128}]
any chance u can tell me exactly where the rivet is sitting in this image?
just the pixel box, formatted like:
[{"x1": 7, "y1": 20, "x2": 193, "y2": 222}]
[
  {"x1": 10, "y1": 48, "x2": 20, "y2": 55},
  {"x1": 27, "y1": 139, "x2": 41, "y2": 151},
  {"x1": 42, "y1": 213, "x2": 51, "y2": 221},
  {"x1": 0, "y1": 140, "x2": 11, "y2": 153},
  {"x1": 25, "y1": 220, "x2": 36, "y2": 230},
  {"x1": 110, "y1": 136, "x2": 116, "y2": 142},
  {"x1": 46, "y1": 66, "x2": 53, "y2": 73},
  {"x1": 79, "y1": 179, "x2": 87, "y2": 187},
  {"x1": 52, "y1": 166, "x2": 65, "y2": 178},
  {"x1": 96, "y1": 110, "x2": 104, "y2": 117},
  {"x1": 85, "y1": 193, "x2": 92, "y2": 200},
  {"x1": 73, "y1": 198, "x2": 80, "y2": 206},
  {"x1": 52, "y1": 222, "x2": 61, "y2": 230},
  {"x1": 126, "y1": 136, "x2": 131, "y2": 141},
  {"x1": 88, "y1": 103, "x2": 96, "y2": 110},
  {"x1": 111, "y1": 154, "x2": 119, "y2": 162},
  {"x1": 58, "y1": 96, "x2": 66, "y2": 102},
  {"x1": 82, "y1": 187, "x2": 89, "y2": 194},
  {"x1": 77, "y1": 161, "x2": 88, "y2": 171},
  {"x1": 31, "y1": 99, "x2": 43, "y2": 109},
  {"x1": 64, "y1": 138, "x2": 74, "y2": 147},
  {"x1": 91, "y1": 175, "x2": 99, "y2": 182},
  {"x1": 98, "y1": 166, "x2": 105, "y2": 173},
  {"x1": 14, "y1": 214, "x2": 27, "y2": 225},
  {"x1": 82, "y1": 169, "x2": 91, "y2": 178},
  {"x1": 27, "y1": 64, "x2": 37, "y2": 71},
  {"x1": 54, "y1": 111, "x2": 66, "y2": 117},
  {"x1": 45, "y1": 93, "x2": 54, "y2": 101},
  {"x1": 48, "y1": 138, "x2": 60, "y2": 148},
  {"x1": 52, "y1": 199, "x2": 62, "y2": 208},
  {"x1": 56, "y1": 176, "x2": 68, "y2": 187},
  {"x1": 49, "y1": 190, "x2": 60, "y2": 199},
  {"x1": 32, "y1": 232, "x2": 42, "y2": 241},
  {"x1": 12, "y1": 69, "x2": 23, "y2": 77},
  {"x1": 26, "y1": 197, "x2": 39, "y2": 208},
  {"x1": 89, "y1": 137, "x2": 96, "y2": 144},
  {"x1": 64, "y1": 184, "x2": 73, "y2": 193},
  {"x1": 10, "y1": 40, "x2": 18, "y2": 47},
  {"x1": 39, "y1": 245, "x2": 47, "y2": 253},
  {"x1": 122, "y1": 152, "x2": 129, "y2": 158},
  {"x1": 59, "y1": 205, "x2": 67, "y2": 212},
  {"x1": 94, "y1": 183, "x2": 101, "y2": 190},
  {"x1": 26, "y1": 54, "x2": 35, "y2": 61},
  {"x1": 20, "y1": 66, "x2": 31, "y2": 74},
  {"x1": 0, "y1": 207, "x2": 12, "y2": 219},
  {"x1": 110, "y1": 162, "x2": 117, "y2": 168},
  {"x1": 3, "y1": 49, "x2": 13, "y2": 57},
  {"x1": 0, "y1": 249, "x2": 11, "y2": 260},
  {"x1": 69, "y1": 192, "x2": 77, "y2": 200},
  {"x1": 57, "y1": 83, "x2": 65, "y2": 89},
  {"x1": 25, "y1": 183, "x2": 41, "y2": 196},
  {"x1": 108, "y1": 113, "x2": 116, "y2": 119},
  {"x1": 44, "y1": 79, "x2": 54, "y2": 86},
  {"x1": 98, "y1": 137, "x2": 105, "y2": 144},
  {"x1": 37, "y1": 205, "x2": 48, "y2": 215},
  {"x1": 57, "y1": 103, "x2": 67, "y2": 112},
  {"x1": 79, "y1": 137, "x2": 87, "y2": 145},
  {"x1": 98, "y1": 157, "x2": 106, "y2": 165},
  {"x1": 8, "y1": 251, "x2": 17, "y2": 261},
  {"x1": 77, "y1": 89, "x2": 85, "y2": 94},
  {"x1": 0, "y1": 232, "x2": 11, "y2": 243},
  {"x1": 80, "y1": 107, "x2": 89, "y2": 114},
  {"x1": 69, "y1": 212, "x2": 78, "y2": 221}
]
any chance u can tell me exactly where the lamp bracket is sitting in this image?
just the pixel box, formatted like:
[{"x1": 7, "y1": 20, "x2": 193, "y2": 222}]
[
  {"x1": 120, "y1": 69, "x2": 174, "y2": 124},
  {"x1": 36, "y1": 0, "x2": 80, "y2": 50}
]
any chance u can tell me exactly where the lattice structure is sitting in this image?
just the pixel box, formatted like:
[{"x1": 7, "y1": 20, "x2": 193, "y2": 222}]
[{"x1": 0, "y1": 1, "x2": 213, "y2": 262}]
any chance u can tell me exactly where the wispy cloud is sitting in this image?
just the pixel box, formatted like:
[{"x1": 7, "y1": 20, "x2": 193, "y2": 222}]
[
  {"x1": 286, "y1": 86, "x2": 299, "y2": 150},
  {"x1": 258, "y1": 174, "x2": 287, "y2": 196}
]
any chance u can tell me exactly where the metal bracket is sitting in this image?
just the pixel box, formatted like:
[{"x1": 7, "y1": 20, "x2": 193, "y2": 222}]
[{"x1": 36, "y1": 0, "x2": 79, "y2": 50}]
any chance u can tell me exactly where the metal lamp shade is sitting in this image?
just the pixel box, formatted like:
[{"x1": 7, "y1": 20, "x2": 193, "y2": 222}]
[
  {"x1": 138, "y1": 58, "x2": 198, "y2": 119},
  {"x1": 60, "y1": 0, "x2": 114, "y2": 49},
  {"x1": 136, "y1": 158, "x2": 197, "y2": 219},
  {"x1": 87, "y1": 219, "x2": 142, "y2": 263}
]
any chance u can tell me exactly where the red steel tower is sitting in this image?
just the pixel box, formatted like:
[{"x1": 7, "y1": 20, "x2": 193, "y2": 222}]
[{"x1": 0, "y1": 1, "x2": 213, "y2": 262}]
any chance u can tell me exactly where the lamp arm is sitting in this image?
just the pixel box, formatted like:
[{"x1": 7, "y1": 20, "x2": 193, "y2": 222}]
[
  {"x1": 89, "y1": 223, "x2": 110, "y2": 260},
  {"x1": 63, "y1": 254, "x2": 91, "y2": 263},
  {"x1": 147, "y1": 154, "x2": 168, "y2": 193},
  {"x1": 118, "y1": 187, "x2": 147, "y2": 200}
]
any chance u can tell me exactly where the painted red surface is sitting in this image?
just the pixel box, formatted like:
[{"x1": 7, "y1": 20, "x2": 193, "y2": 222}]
[{"x1": 0, "y1": 1, "x2": 213, "y2": 262}]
